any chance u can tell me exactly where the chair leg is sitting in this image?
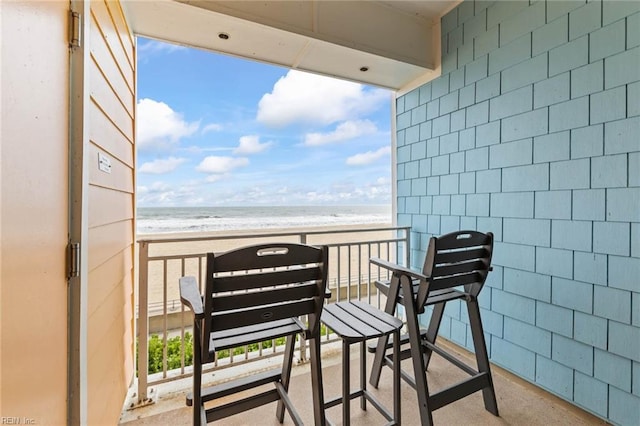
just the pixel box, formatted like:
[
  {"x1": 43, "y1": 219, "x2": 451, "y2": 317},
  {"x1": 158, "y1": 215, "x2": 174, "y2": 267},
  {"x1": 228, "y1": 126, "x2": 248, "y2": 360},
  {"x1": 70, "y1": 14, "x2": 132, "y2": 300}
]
[
  {"x1": 192, "y1": 322, "x2": 203, "y2": 426},
  {"x1": 466, "y1": 298, "x2": 499, "y2": 416},
  {"x1": 401, "y1": 275, "x2": 433, "y2": 425},
  {"x1": 370, "y1": 276, "x2": 401, "y2": 388},
  {"x1": 423, "y1": 302, "x2": 446, "y2": 369},
  {"x1": 309, "y1": 336, "x2": 327, "y2": 426},
  {"x1": 276, "y1": 334, "x2": 296, "y2": 423}
]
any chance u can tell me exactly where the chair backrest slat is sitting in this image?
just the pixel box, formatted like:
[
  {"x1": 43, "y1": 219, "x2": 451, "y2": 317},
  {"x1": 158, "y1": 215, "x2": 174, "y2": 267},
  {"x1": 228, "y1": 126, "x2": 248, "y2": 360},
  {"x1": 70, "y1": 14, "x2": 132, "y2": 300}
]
[
  {"x1": 212, "y1": 267, "x2": 322, "y2": 293},
  {"x1": 211, "y1": 299, "x2": 316, "y2": 332},
  {"x1": 210, "y1": 282, "x2": 320, "y2": 312},
  {"x1": 418, "y1": 231, "x2": 493, "y2": 307},
  {"x1": 213, "y1": 244, "x2": 324, "y2": 272}
]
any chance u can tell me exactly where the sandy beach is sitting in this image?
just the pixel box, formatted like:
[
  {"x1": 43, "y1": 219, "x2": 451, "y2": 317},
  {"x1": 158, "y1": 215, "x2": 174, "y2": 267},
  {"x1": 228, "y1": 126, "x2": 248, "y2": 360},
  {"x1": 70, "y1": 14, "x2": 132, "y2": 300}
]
[{"x1": 138, "y1": 224, "x2": 404, "y2": 309}]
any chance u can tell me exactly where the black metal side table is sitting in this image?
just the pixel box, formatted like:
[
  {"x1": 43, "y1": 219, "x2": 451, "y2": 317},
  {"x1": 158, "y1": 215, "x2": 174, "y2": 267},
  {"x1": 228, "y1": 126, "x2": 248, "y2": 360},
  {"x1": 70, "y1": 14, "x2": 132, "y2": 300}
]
[{"x1": 320, "y1": 300, "x2": 402, "y2": 426}]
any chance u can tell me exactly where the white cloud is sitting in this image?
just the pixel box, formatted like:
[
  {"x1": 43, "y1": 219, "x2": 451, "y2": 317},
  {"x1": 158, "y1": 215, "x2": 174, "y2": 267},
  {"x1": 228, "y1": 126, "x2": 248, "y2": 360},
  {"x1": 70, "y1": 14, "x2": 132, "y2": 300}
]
[
  {"x1": 257, "y1": 70, "x2": 389, "y2": 127},
  {"x1": 233, "y1": 135, "x2": 273, "y2": 155},
  {"x1": 137, "y1": 98, "x2": 199, "y2": 151},
  {"x1": 304, "y1": 120, "x2": 378, "y2": 146},
  {"x1": 196, "y1": 156, "x2": 249, "y2": 174},
  {"x1": 138, "y1": 40, "x2": 187, "y2": 55},
  {"x1": 202, "y1": 123, "x2": 223, "y2": 134},
  {"x1": 346, "y1": 146, "x2": 391, "y2": 165},
  {"x1": 139, "y1": 157, "x2": 186, "y2": 174}
]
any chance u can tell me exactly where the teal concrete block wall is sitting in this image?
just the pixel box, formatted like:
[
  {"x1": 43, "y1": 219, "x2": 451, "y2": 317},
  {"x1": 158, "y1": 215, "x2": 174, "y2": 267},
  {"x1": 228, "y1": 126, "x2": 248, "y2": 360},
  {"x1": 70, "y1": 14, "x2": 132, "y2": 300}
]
[{"x1": 394, "y1": 1, "x2": 640, "y2": 424}]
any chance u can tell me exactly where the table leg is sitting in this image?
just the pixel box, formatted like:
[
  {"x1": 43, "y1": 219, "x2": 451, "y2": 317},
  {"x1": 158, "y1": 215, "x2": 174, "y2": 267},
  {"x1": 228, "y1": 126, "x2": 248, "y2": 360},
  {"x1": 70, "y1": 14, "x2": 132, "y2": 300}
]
[{"x1": 342, "y1": 340, "x2": 350, "y2": 426}]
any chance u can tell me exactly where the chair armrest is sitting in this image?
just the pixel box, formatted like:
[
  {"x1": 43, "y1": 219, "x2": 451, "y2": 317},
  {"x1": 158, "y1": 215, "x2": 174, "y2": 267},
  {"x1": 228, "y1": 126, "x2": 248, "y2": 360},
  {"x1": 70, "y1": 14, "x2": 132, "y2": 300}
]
[
  {"x1": 179, "y1": 276, "x2": 204, "y2": 319},
  {"x1": 370, "y1": 257, "x2": 428, "y2": 281}
]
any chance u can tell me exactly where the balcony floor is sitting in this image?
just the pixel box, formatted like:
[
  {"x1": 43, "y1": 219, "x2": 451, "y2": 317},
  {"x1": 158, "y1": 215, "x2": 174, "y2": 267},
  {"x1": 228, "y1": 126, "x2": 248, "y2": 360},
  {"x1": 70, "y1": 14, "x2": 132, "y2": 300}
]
[{"x1": 120, "y1": 340, "x2": 607, "y2": 425}]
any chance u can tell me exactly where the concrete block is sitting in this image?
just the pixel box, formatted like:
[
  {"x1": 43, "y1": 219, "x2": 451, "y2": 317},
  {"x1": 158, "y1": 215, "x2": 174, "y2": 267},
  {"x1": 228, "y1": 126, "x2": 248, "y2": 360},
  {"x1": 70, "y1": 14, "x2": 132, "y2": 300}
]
[
  {"x1": 459, "y1": 127, "x2": 475, "y2": 151},
  {"x1": 432, "y1": 195, "x2": 451, "y2": 215},
  {"x1": 448, "y1": 26, "x2": 464, "y2": 53},
  {"x1": 605, "y1": 47, "x2": 640, "y2": 89},
  {"x1": 538, "y1": 248, "x2": 574, "y2": 279},
  {"x1": 607, "y1": 188, "x2": 640, "y2": 222},
  {"x1": 476, "y1": 169, "x2": 501, "y2": 193},
  {"x1": 605, "y1": 116, "x2": 640, "y2": 155},
  {"x1": 535, "y1": 355, "x2": 574, "y2": 400},
  {"x1": 478, "y1": 217, "x2": 503, "y2": 241},
  {"x1": 574, "y1": 310, "x2": 608, "y2": 349},
  {"x1": 491, "y1": 192, "x2": 534, "y2": 219},
  {"x1": 609, "y1": 387, "x2": 640, "y2": 426},
  {"x1": 534, "y1": 72, "x2": 570, "y2": 109},
  {"x1": 397, "y1": 96, "x2": 405, "y2": 114},
  {"x1": 466, "y1": 193, "x2": 490, "y2": 217},
  {"x1": 551, "y1": 219, "x2": 592, "y2": 252},
  {"x1": 441, "y1": 6, "x2": 458, "y2": 34},
  {"x1": 635, "y1": 360, "x2": 640, "y2": 396},
  {"x1": 629, "y1": 82, "x2": 640, "y2": 117},
  {"x1": 397, "y1": 129, "x2": 406, "y2": 148},
  {"x1": 459, "y1": 84, "x2": 475, "y2": 109},
  {"x1": 501, "y1": 108, "x2": 548, "y2": 142},
  {"x1": 427, "y1": 137, "x2": 439, "y2": 158},
  {"x1": 475, "y1": 26, "x2": 499, "y2": 60},
  {"x1": 503, "y1": 54, "x2": 548, "y2": 95},
  {"x1": 573, "y1": 189, "x2": 605, "y2": 221},
  {"x1": 464, "y1": 8, "x2": 486, "y2": 42},
  {"x1": 609, "y1": 320, "x2": 640, "y2": 362},
  {"x1": 432, "y1": 115, "x2": 450, "y2": 137},
  {"x1": 427, "y1": 99, "x2": 439, "y2": 120},
  {"x1": 503, "y1": 266, "x2": 551, "y2": 300},
  {"x1": 536, "y1": 301, "x2": 573, "y2": 337},
  {"x1": 500, "y1": 1, "x2": 545, "y2": 46},
  {"x1": 574, "y1": 251, "x2": 607, "y2": 286},
  {"x1": 491, "y1": 337, "x2": 536, "y2": 381},
  {"x1": 450, "y1": 151, "x2": 465, "y2": 174},
  {"x1": 476, "y1": 73, "x2": 500, "y2": 102},
  {"x1": 404, "y1": 161, "x2": 419, "y2": 179},
  {"x1": 411, "y1": 104, "x2": 427, "y2": 126},
  {"x1": 440, "y1": 91, "x2": 459, "y2": 115},
  {"x1": 419, "y1": 196, "x2": 432, "y2": 215},
  {"x1": 594, "y1": 285, "x2": 632, "y2": 324},
  {"x1": 432, "y1": 74, "x2": 450, "y2": 99},
  {"x1": 451, "y1": 194, "x2": 465, "y2": 215},
  {"x1": 460, "y1": 216, "x2": 477, "y2": 230},
  {"x1": 492, "y1": 288, "x2": 536, "y2": 324},
  {"x1": 397, "y1": 145, "x2": 411, "y2": 164},
  {"x1": 405, "y1": 196, "x2": 420, "y2": 214},
  {"x1": 419, "y1": 121, "x2": 432, "y2": 141},
  {"x1": 548, "y1": 1, "x2": 587, "y2": 22},
  {"x1": 441, "y1": 216, "x2": 461, "y2": 235},
  {"x1": 405, "y1": 124, "x2": 420, "y2": 144},
  {"x1": 440, "y1": 174, "x2": 459, "y2": 195},
  {"x1": 466, "y1": 147, "x2": 489, "y2": 171},
  {"x1": 573, "y1": 372, "x2": 608, "y2": 418},
  {"x1": 419, "y1": 83, "x2": 432, "y2": 105},
  {"x1": 440, "y1": 133, "x2": 458, "y2": 155},
  {"x1": 594, "y1": 221, "x2": 630, "y2": 257},
  {"x1": 569, "y1": 0, "x2": 601, "y2": 40},
  {"x1": 450, "y1": 68, "x2": 465, "y2": 91},
  {"x1": 397, "y1": 164, "x2": 405, "y2": 181},
  {"x1": 571, "y1": 61, "x2": 603, "y2": 99},
  {"x1": 535, "y1": 190, "x2": 572, "y2": 220},
  {"x1": 480, "y1": 308, "x2": 503, "y2": 337},
  {"x1": 571, "y1": 124, "x2": 604, "y2": 159},
  {"x1": 549, "y1": 36, "x2": 588, "y2": 77},
  {"x1": 591, "y1": 19, "x2": 625, "y2": 62},
  {"x1": 489, "y1": 33, "x2": 532, "y2": 75},
  {"x1": 533, "y1": 14, "x2": 568, "y2": 56},
  {"x1": 550, "y1": 158, "x2": 590, "y2": 190},
  {"x1": 487, "y1": 1, "x2": 529, "y2": 28},
  {"x1": 459, "y1": 171, "x2": 475, "y2": 194},
  {"x1": 553, "y1": 333, "x2": 594, "y2": 374},
  {"x1": 427, "y1": 215, "x2": 441, "y2": 234},
  {"x1": 594, "y1": 348, "x2": 632, "y2": 392},
  {"x1": 490, "y1": 86, "x2": 532, "y2": 121},
  {"x1": 603, "y1": 0, "x2": 640, "y2": 26},
  {"x1": 534, "y1": 131, "x2": 570, "y2": 163},
  {"x1": 427, "y1": 176, "x2": 439, "y2": 196},
  {"x1": 552, "y1": 276, "x2": 593, "y2": 314},
  {"x1": 449, "y1": 318, "x2": 467, "y2": 346},
  {"x1": 411, "y1": 177, "x2": 427, "y2": 196},
  {"x1": 629, "y1": 11, "x2": 640, "y2": 49},
  {"x1": 397, "y1": 179, "x2": 411, "y2": 196},
  {"x1": 419, "y1": 158, "x2": 431, "y2": 177},
  {"x1": 549, "y1": 97, "x2": 589, "y2": 132},
  {"x1": 493, "y1": 241, "x2": 536, "y2": 272},
  {"x1": 609, "y1": 255, "x2": 640, "y2": 292},
  {"x1": 404, "y1": 90, "x2": 419, "y2": 110},
  {"x1": 592, "y1": 154, "x2": 627, "y2": 188},
  {"x1": 466, "y1": 101, "x2": 489, "y2": 127},
  {"x1": 431, "y1": 154, "x2": 450, "y2": 176},
  {"x1": 632, "y1": 223, "x2": 640, "y2": 258},
  {"x1": 451, "y1": 109, "x2": 466, "y2": 132},
  {"x1": 502, "y1": 163, "x2": 549, "y2": 192},
  {"x1": 397, "y1": 111, "x2": 411, "y2": 130},
  {"x1": 489, "y1": 138, "x2": 532, "y2": 169},
  {"x1": 591, "y1": 86, "x2": 627, "y2": 125},
  {"x1": 476, "y1": 121, "x2": 500, "y2": 147},
  {"x1": 486, "y1": 264, "x2": 503, "y2": 289},
  {"x1": 504, "y1": 317, "x2": 551, "y2": 357}
]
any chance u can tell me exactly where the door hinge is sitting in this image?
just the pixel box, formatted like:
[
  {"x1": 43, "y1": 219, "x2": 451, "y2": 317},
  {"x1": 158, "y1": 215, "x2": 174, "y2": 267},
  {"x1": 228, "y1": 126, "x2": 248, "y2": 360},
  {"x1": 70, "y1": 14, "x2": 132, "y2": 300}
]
[
  {"x1": 69, "y1": 10, "x2": 81, "y2": 48},
  {"x1": 67, "y1": 242, "x2": 81, "y2": 279}
]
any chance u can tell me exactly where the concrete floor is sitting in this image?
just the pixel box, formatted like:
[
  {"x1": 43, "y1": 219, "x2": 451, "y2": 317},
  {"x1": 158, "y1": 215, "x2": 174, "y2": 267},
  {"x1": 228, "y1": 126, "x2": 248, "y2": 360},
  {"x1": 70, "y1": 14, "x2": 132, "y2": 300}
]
[{"x1": 120, "y1": 340, "x2": 608, "y2": 426}]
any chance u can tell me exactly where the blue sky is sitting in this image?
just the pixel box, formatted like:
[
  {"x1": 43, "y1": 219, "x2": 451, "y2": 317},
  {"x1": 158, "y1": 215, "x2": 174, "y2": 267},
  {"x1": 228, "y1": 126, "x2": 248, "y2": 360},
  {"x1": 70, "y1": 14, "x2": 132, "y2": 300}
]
[{"x1": 136, "y1": 38, "x2": 393, "y2": 207}]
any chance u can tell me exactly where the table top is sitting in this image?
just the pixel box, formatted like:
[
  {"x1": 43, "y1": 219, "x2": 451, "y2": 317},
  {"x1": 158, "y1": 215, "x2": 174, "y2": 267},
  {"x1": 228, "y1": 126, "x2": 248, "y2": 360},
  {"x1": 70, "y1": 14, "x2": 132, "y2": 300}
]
[{"x1": 321, "y1": 300, "x2": 403, "y2": 343}]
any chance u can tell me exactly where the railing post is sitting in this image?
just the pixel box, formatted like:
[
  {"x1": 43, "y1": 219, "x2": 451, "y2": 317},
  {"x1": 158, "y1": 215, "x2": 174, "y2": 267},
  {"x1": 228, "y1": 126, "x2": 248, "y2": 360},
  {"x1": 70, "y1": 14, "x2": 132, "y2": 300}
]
[
  {"x1": 404, "y1": 227, "x2": 410, "y2": 267},
  {"x1": 136, "y1": 241, "x2": 153, "y2": 406},
  {"x1": 299, "y1": 232, "x2": 308, "y2": 362}
]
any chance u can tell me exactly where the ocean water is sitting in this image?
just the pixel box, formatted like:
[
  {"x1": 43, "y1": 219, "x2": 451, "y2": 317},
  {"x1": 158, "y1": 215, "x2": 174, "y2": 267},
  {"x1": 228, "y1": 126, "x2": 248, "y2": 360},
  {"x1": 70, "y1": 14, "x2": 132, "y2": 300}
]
[{"x1": 137, "y1": 205, "x2": 392, "y2": 234}]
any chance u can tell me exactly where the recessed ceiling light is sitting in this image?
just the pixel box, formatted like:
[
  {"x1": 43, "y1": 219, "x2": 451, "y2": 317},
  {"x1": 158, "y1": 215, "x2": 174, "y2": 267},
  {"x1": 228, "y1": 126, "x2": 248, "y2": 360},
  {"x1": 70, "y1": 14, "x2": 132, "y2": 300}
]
[
  {"x1": 218, "y1": 32, "x2": 230, "y2": 40},
  {"x1": 360, "y1": 66, "x2": 369, "y2": 72}
]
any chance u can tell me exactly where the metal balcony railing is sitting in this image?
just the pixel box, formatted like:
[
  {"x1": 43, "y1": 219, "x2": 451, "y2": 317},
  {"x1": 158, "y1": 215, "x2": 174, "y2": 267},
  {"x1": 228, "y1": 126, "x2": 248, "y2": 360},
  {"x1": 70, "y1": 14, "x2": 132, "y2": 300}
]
[{"x1": 135, "y1": 226, "x2": 410, "y2": 406}]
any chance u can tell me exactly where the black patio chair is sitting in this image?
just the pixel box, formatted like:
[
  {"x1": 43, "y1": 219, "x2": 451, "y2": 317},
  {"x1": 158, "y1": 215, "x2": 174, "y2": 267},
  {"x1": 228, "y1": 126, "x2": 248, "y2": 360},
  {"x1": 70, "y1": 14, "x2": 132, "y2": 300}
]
[
  {"x1": 179, "y1": 242, "x2": 329, "y2": 425},
  {"x1": 369, "y1": 230, "x2": 499, "y2": 425}
]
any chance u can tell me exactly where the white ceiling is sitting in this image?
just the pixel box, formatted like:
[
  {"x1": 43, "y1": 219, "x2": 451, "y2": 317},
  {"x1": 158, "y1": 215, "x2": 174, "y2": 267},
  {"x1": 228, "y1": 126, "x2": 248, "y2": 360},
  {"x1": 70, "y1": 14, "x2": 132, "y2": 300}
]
[{"x1": 121, "y1": 0, "x2": 460, "y2": 91}]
